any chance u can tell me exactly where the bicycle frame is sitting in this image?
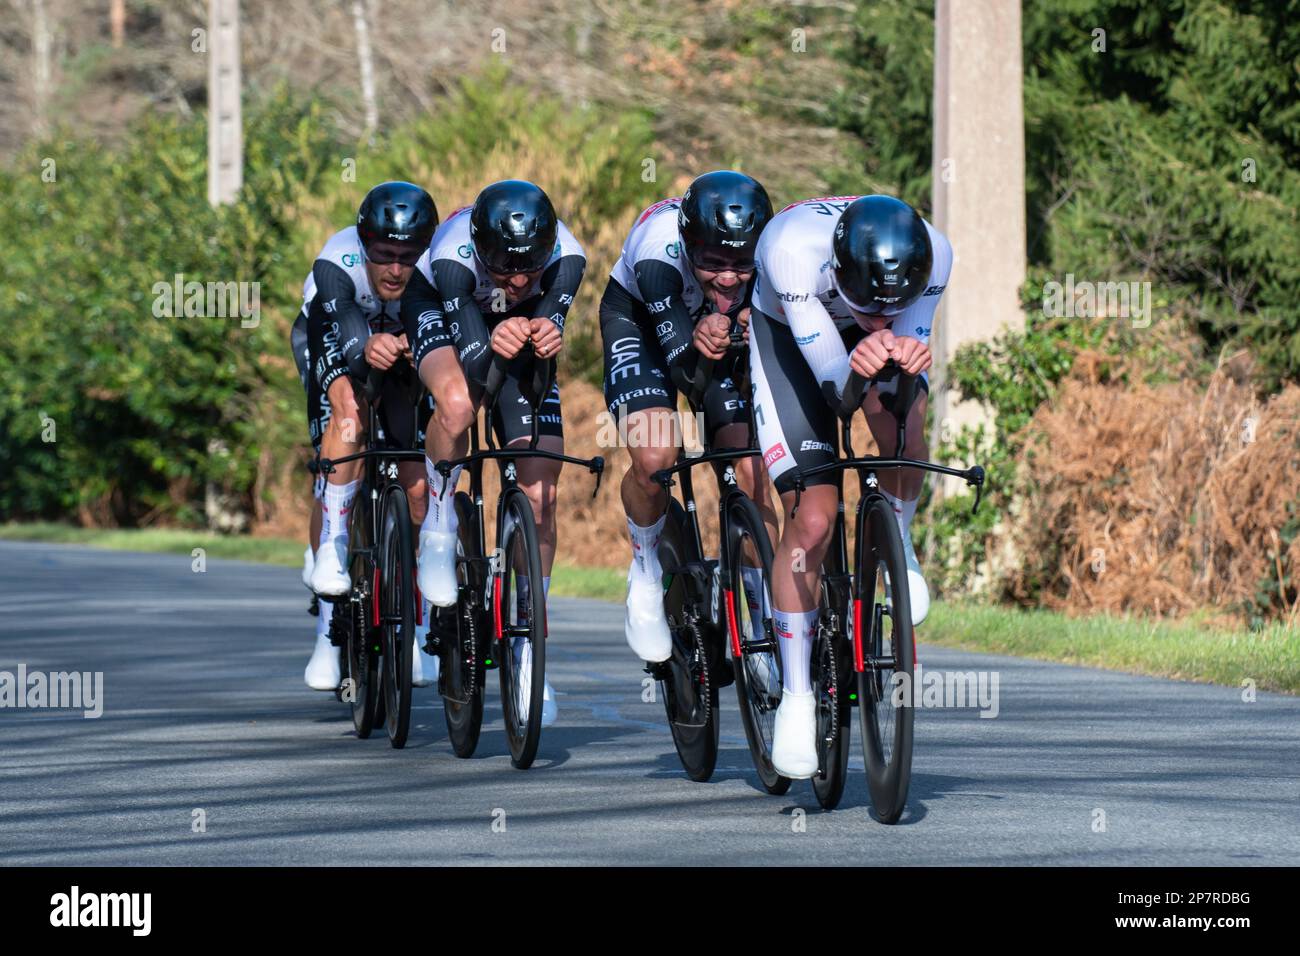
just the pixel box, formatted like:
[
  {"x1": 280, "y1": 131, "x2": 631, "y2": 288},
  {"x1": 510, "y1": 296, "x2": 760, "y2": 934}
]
[
  {"x1": 316, "y1": 366, "x2": 428, "y2": 630},
  {"x1": 431, "y1": 349, "x2": 605, "y2": 640},
  {"x1": 787, "y1": 369, "x2": 986, "y2": 672}
]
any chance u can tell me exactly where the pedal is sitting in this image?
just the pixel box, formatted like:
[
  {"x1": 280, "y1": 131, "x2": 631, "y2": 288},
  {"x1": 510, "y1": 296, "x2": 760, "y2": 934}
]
[{"x1": 644, "y1": 661, "x2": 673, "y2": 682}]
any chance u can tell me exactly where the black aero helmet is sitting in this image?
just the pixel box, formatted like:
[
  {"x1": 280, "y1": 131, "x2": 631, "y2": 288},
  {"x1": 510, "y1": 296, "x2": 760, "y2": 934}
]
[
  {"x1": 831, "y1": 195, "x2": 932, "y2": 313},
  {"x1": 356, "y1": 181, "x2": 438, "y2": 262},
  {"x1": 677, "y1": 170, "x2": 773, "y2": 272},
  {"x1": 470, "y1": 180, "x2": 558, "y2": 275}
]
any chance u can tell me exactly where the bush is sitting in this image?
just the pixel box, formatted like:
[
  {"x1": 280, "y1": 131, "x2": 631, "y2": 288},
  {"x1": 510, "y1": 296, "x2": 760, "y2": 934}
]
[{"x1": 0, "y1": 74, "x2": 660, "y2": 528}]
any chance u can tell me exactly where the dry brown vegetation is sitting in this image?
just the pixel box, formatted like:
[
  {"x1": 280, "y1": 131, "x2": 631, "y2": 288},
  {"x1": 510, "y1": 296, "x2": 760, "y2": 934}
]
[{"x1": 1010, "y1": 352, "x2": 1300, "y2": 624}]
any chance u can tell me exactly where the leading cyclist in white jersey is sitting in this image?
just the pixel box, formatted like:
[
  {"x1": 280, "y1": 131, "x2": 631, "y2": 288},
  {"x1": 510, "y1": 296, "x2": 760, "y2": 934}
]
[{"x1": 747, "y1": 194, "x2": 953, "y2": 778}]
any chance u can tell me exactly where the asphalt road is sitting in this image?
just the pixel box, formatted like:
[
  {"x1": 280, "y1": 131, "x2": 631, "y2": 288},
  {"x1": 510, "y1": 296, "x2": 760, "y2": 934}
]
[{"x1": 2, "y1": 541, "x2": 1297, "y2": 865}]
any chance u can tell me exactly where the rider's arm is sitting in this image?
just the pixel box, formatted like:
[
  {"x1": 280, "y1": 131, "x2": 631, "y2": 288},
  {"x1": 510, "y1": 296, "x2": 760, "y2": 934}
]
[
  {"x1": 429, "y1": 257, "x2": 495, "y2": 387},
  {"x1": 532, "y1": 253, "x2": 587, "y2": 336},
  {"x1": 307, "y1": 259, "x2": 369, "y2": 392},
  {"x1": 632, "y1": 259, "x2": 700, "y2": 395},
  {"x1": 762, "y1": 246, "x2": 851, "y2": 400}
]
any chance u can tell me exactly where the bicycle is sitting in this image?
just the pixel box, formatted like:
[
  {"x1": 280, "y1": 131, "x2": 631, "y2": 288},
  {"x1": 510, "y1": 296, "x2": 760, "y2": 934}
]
[
  {"x1": 787, "y1": 362, "x2": 984, "y2": 819},
  {"x1": 316, "y1": 363, "x2": 428, "y2": 749},
  {"x1": 648, "y1": 324, "x2": 772, "y2": 783},
  {"x1": 427, "y1": 346, "x2": 605, "y2": 769}
]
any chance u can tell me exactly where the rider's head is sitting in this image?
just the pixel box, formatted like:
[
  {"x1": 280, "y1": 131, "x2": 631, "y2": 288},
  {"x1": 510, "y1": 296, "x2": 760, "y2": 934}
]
[
  {"x1": 678, "y1": 170, "x2": 773, "y2": 308},
  {"x1": 357, "y1": 181, "x2": 439, "y2": 300},
  {"x1": 831, "y1": 195, "x2": 932, "y2": 327},
  {"x1": 470, "y1": 180, "x2": 558, "y2": 304}
]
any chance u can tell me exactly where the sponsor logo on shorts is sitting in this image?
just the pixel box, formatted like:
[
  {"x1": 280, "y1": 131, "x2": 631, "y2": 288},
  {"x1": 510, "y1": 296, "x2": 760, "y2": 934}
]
[
  {"x1": 665, "y1": 344, "x2": 688, "y2": 363},
  {"x1": 777, "y1": 291, "x2": 809, "y2": 302},
  {"x1": 794, "y1": 332, "x2": 820, "y2": 345},
  {"x1": 923, "y1": 284, "x2": 945, "y2": 296},
  {"x1": 914, "y1": 326, "x2": 930, "y2": 337},
  {"x1": 801, "y1": 439, "x2": 833, "y2": 453},
  {"x1": 763, "y1": 443, "x2": 787, "y2": 467},
  {"x1": 609, "y1": 386, "x2": 671, "y2": 407}
]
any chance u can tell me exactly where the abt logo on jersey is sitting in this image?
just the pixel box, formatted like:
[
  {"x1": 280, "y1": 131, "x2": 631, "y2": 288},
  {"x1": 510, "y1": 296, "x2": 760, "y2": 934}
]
[{"x1": 763, "y1": 443, "x2": 787, "y2": 467}]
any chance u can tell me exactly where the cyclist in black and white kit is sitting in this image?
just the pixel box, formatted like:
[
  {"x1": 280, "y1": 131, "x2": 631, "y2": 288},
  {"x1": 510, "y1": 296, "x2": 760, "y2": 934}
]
[
  {"x1": 600, "y1": 171, "x2": 778, "y2": 663},
  {"x1": 401, "y1": 180, "x2": 586, "y2": 727},
  {"x1": 748, "y1": 194, "x2": 952, "y2": 777},
  {"x1": 295, "y1": 181, "x2": 442, "y2": 691}
]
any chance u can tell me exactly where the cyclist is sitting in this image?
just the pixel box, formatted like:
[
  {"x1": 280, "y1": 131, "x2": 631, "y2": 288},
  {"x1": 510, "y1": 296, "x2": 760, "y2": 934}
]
[
  {"x1": 295, "y1": 181, "x2": 443, "y2": 691},
  {"x1": 401, "y1": 180, "x2": 586, "y2": 728},
  {"x1": 600, "y1": 170, "x2": 778, "y2": 664},
  {"x1": 748, "y1": 194, "x2": 952, "y2": 777}
]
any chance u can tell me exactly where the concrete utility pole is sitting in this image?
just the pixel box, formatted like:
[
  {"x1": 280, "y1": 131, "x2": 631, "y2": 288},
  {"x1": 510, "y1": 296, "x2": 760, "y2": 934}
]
[
  {"x1": 207, "y1": 0, "x2": 242, "y2": 207},
  {"x1": 930, "y1": 0, "x2": 1026, "y2": 462}
]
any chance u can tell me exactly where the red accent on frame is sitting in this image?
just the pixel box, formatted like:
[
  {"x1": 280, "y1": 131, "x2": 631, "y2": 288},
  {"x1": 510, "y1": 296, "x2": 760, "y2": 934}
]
[
  {"x1": 724, "y1": 590, "x2": 742, "y2": 658},
  {"x1": 493, "y1": 574, "x2": 503, "y2": 641},
  {"x1": 414, "y1": 570, "x2": 423, "y2": 626},
  {"x1": 853, "y1": 598, "x2": 864, "y2": 673}
]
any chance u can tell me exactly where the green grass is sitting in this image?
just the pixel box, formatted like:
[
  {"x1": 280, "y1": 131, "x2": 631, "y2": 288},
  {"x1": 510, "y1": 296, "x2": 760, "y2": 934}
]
[
  {"x1": 924, "y1": 602, "x2": 1299, "y2": 695},
  {"x1": 6, "y1": 523, "x2": 1296, "y2": 693},
  {"x1": 0, "y1": 522, "x2": 306, "y2": 566}
]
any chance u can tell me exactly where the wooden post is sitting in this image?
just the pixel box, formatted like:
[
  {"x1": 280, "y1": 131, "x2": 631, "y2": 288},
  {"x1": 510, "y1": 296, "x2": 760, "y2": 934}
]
[
  {"x1": 207, "y1": 0, "x2": 242, "y2": 207},
  {"x1": 930, "y1": 0, "x2": 1026, "y2": 467}
]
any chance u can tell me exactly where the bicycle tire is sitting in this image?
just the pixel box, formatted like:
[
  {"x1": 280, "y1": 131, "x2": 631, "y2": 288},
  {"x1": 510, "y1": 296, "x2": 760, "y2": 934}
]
[
  {"x1": 380, "y1": 485, "x2": 415, "y2": 749},
  {"x1": 496, "y1": 488, "x2": 547, "y2": 769},
  {"x1": 855, "y1": 494, "x2": 914, "y2": 823},
  {"x1": 726, "y1": 493, "x2": 790, "y2": 796},
  {"x1": 343, "y1": 596, "x2": 383, "y2": 738},
  {"x1": 444, "y1": 491, "x2": 486, "y2": 757},
  {"x1": 656, "y1": 498, "x2": 720, "y2": 782}
]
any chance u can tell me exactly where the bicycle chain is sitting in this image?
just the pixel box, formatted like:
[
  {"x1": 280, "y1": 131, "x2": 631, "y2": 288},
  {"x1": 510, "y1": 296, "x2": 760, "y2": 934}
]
[
  {"x1": 685, "y1": 617, "x2": 711, "y2": 727},
  {"x1": 818, "y1": 622, "x2": 840, "y2": 746}
]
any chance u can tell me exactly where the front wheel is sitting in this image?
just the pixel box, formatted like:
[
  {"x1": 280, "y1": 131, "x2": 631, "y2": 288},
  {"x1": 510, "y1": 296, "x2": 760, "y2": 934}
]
[
  {"x1": 443, "y1": 491, "x2": 486, "y2": 757},
  {"x1": 657, "y1": 497, "x2": 720, "y2": 782},
  {"x1": 380, "y1": 486, "x2": 415, "y2": 749},
  {"x1": 726, "y1": 494, "x2": 790, "y2": 796},
  {"x1": 855, "y1": 494, "x2": 915, "y2": 823},
  {"x1": 496, "y1": 489, "x2": 547, "y2": 770}
]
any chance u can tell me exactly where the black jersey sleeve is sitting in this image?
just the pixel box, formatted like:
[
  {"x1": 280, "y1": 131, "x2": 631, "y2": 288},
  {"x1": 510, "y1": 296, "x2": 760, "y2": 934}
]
[
  {"x1": 633, "y1": 259, "x2": 701, "y2": 396},
  {"x1": 532, "y1": 254, "x2": 586, "y2": 335},
  {"x1": 307, "y1": 259, "x2": 370, "y2": 392},
  {"x1": 430, "y1": 258, "x2": 494, "y2": 386}
]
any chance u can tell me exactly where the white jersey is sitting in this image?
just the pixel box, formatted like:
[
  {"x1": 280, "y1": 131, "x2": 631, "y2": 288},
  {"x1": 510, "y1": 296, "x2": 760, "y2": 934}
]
[
  {"x1": 416, "y1": 205, "x2": 585, "y2": 312},
  {"x1": 753, "y1": 196, "x2": 952, "y2": 394},
  {"x1": 299, "y1": 226, "x2": 402, "y2": 335},
  {"x1": 609, "y1": 198, "x2": 708, "y2": 316}
]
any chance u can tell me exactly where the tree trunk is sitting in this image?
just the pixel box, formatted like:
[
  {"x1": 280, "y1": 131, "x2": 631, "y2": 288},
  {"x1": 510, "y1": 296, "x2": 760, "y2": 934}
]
[
  {"x1": 32, "y1": 0, "x2": 52, "y2": 135},
  {"x1": 110, "y1": 0, "x2": 126, "y2": 48},
  {"x1": 352, "y1": 0, "x2": 378, "y2": 138}
]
